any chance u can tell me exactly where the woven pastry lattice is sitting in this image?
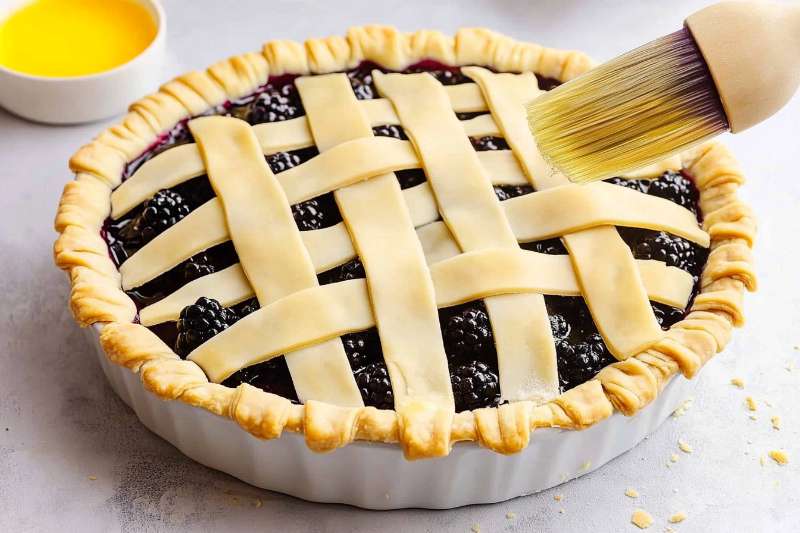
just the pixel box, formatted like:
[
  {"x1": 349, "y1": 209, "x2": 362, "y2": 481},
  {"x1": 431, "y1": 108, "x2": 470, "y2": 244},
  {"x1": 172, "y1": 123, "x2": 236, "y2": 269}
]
[{"x1": 112, "y1": 67, "x2": 707, "y2": 415}]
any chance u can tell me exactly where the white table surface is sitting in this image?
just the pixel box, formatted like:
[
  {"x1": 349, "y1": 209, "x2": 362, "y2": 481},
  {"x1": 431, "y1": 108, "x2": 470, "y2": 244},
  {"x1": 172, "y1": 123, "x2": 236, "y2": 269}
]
[{"x1": 1, "y1": 0, "x2": 798, "y2": 531}]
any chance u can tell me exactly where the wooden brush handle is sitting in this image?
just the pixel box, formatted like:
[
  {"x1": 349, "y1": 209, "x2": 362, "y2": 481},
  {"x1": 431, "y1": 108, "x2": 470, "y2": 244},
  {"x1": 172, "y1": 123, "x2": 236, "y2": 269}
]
[{"x1": 686, "y1": 1, "x2": 800, "y2": 132}]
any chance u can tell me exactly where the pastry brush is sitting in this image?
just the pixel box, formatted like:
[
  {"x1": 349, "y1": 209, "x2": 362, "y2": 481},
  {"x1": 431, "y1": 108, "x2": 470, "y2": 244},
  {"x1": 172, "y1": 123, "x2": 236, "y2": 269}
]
[{"x1": 527, "y1": 1, "x2": 800, "y2": 184}]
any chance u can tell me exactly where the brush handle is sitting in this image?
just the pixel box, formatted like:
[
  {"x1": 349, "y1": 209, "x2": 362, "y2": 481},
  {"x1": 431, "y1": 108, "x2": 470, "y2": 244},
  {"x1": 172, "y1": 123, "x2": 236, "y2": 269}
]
[{"x1": 686, "y1": 2, "x2": 800, "y2": 133}]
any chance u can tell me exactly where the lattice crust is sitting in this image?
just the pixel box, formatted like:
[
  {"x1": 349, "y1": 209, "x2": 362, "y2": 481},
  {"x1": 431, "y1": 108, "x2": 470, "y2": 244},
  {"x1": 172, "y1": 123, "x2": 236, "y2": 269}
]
[{"x1": 54, "y1": 26, "x2": 757, "y2": 459}]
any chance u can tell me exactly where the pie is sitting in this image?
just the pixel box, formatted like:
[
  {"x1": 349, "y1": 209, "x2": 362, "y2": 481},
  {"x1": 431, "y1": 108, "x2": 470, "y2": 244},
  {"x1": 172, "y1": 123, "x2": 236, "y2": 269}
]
[{"x1": 54, "y1": 26, "x2": 756, "y2": 460}]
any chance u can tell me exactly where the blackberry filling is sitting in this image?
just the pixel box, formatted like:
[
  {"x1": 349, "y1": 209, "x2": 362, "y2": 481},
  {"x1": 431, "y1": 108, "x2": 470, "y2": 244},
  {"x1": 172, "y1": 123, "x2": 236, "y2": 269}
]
[
  {"x1": 494, "y1": 184, "x2": 534, "y2": 201},
  {"x1": 440, "y1": 301, "x2": 494, "y2": 363},
  {"x1": 372, "y1": 124, "x2": 408, "y2": 140},
  {"x1": 175, "y1": 297, "x2": 238, "y2": 358},
  {"x1": 117, "y1": 189, "x2": 190, "y2": 246},
  {"x1": 105, "y1": 61, "x2": 708, "y2": 404},
  {"x1": 356, "y1": 362, "x2": 395, "y2": 409},
  {"x1": 291, "y1": 192, "x2": 342, "y2": 231},
  {"x1": 546, "y1": 296, "x2": 617, "y2": 392},
  {"x1": 223, "y1": 356, "x2": 300, "y2": 404},
  {"x1": 317, "y1": 259, "x2": 366, "y2": 285},
  {"x1": 123, "y1": 242, "x2": 239, "y2": 309},
  {"x1": 450, "y1": 361, "x2": 501, "y2": 413},
  {"x1": 342, "y1": 328, "x2": 383, "y2": 371},
  {"x1": 470, "y1": 136, "x2": 510, "y2": 151}
]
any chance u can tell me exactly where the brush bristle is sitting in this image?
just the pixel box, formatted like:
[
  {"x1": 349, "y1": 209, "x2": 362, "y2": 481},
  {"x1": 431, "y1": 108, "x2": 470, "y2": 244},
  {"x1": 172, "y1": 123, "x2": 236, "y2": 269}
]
[{"x1": 527, "y1": 28, "x2": 729, "y2": 184}]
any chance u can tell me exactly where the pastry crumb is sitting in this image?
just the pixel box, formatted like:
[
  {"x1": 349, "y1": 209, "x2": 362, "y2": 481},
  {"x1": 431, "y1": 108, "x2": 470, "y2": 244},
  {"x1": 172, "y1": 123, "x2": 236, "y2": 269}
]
[
  {"x1": 558, "y1": 508, "x2": 565, "y2": 514},
  {"x1": 749, "y1": 414, "x2": 758, "y2": 421},
  {"x1": 678, "y1": 439, "x2": 693, "y2": 454},
  {"x1": 668, "y1": 512, "x2": 687, "y2": 524},
  {"x1": 581, "y1": 460, "x2": 592, "y2": 471},
  {"x1": 730, "y1": 377, "x2": 745, "y2": 388},
  {"x1": 505, "y1": 511, "x2": 516, "y2": 520},
  {"x1": 88, "y1": 475, "x2": 97, "y2": 481},
  {"x1": 625, "y1": 488, "x2": 639, "y2": 498},
  {"x1": 771, "y1": 416, "x2": 781, "y2": 430},
  {"x1": 254, "y1": 497, "x2": 263, "y2": 508},
  {"x1": 470, "y1": 523, "x2": 481, "y2": 533},
  {"x1": 760, "y1": 454, "x2": 767, "y2": 466},
  {"x1": 554, "y1": 494, "x2": 563, "y2": 502},
  {"x1": 672, "y1": 398, "x2": 693, "y2": 418},
  {"x1": 745, "y1": 396, "x2": 757, "y2": 411},
  {"x1": 769, "y1": 450, "x2": 789, "y2": 465},
  {"x1": 670, "y1": 453, "x2": 680, "y2": 463},
  {"x1": 631, "y1": 508, "x2": 654, "y2": 529}
]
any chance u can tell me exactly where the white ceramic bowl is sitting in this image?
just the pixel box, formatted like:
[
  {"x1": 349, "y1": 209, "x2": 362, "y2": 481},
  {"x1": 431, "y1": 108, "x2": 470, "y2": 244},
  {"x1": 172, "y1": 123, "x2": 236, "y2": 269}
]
[
  {"x1": 0, "y1": 0, "x2": 166, "y2": 124},
  {"x1": 86, "y1": 325, "x2": 696, "y2": 509}
]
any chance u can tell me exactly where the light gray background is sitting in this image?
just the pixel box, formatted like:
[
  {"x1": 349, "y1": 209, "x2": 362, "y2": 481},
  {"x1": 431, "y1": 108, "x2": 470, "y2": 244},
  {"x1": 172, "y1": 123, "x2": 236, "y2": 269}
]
[{"x1": 1, "y1": 0, "x2": 798, "y2": 531}]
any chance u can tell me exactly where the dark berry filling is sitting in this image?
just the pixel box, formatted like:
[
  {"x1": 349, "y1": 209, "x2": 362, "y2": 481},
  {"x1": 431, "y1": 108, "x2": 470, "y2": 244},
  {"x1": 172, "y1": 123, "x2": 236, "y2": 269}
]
[
  {"x1": 317, "y1": 258, "x2": 366, "y2": 285},
  {"x1": 450, "y1": 361, "x2": 501, "y2": 412},
  {"x1": 355, "y1": 362, "x2": 394, "y2": 409},
  {"x1": 175, "y1": 297, "x2": 238, "y2": 357},
  {"x1": 291, "y1": 192, "x2": 342, "y2": 231},
  {"x1": 494, "y1": 184, "x2": 534, "y2": 201},
  {"x1": 103, "y1": 61, "x2": 707, "y2": 408},
  {"x1": 546, "y1": 296, "x2": 617, "y2": 392},
  {"x1": 441, "y1": 301, "x2": 495, "y2": 364},
  {"x1": 470, "y1": 136, "x2": 510, "y2": 151}
]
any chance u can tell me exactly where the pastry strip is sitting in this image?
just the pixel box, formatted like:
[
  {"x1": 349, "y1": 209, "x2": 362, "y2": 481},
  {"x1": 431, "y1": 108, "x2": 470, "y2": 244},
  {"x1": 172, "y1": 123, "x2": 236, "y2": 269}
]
[{"x1": 140, "y1": 252, "x2": 694, "y2": 326}]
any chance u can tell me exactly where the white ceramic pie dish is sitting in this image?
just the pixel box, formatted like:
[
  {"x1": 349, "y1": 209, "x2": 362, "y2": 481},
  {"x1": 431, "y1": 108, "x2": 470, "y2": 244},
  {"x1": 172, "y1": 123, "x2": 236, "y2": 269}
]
[
  {"x1": 0, "y1": 0, "x2": 166, "y2": 124},
  {"x1": 86, "y1": 324, "x2": 695, "y2": 509}
]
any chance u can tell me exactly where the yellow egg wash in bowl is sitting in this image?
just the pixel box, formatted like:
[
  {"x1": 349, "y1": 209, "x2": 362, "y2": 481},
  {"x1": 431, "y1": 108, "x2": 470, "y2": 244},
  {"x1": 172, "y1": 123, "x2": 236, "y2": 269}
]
[{"x1": 0, "y1": 0, "x2": 158, "y2": 78}]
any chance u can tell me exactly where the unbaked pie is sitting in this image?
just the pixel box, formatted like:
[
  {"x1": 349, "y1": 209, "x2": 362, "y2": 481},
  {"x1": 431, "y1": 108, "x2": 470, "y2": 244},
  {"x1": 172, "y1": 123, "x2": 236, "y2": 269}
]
[{"x1": 54, "y1": 26, "x2": 756, "y2": 459}]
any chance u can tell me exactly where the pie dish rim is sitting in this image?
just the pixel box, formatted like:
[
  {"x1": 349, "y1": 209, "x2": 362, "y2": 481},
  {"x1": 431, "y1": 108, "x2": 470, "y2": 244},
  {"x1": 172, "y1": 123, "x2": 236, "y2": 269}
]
[{"x1": 53, "y1": 25, "x2": 757, "y2": 459}]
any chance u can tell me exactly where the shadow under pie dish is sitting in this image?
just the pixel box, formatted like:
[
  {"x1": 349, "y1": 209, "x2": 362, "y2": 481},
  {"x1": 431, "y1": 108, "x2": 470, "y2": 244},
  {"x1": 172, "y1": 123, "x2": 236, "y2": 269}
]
[{"x1": 54, "y1": 24, "x2": 756, "y2": 475}]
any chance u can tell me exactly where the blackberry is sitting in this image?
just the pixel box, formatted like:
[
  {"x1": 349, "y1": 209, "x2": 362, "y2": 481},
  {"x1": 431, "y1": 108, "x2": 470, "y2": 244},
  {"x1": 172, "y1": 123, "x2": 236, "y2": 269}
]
[
  {"x1": 652, "y1": 302, "x2": 685, "y2": 329},
  {"x1": 342, "y1": 328, "x2": 381, "y2": 371},
  {"x1": 179, "y1": 252, "x2": 215, "y2": 283},
  {"x1": 317, "y1": 259, "x2": 366, "y2": 285},
  {"x1": 267, "y1": 151, "x2": 302, "y2": 173},
  {"x1": 494, "y1": 185, "x2": 534, "y2": 201},
  {"x1": 291, "y1": 193, "x2": 341, "y2": 231},
  {"x1": 605, "y1": 176, "x2": 648, "y2": 193},
  {"x1": 247, "y1": 84, "x2": 304, "y2": 123},
  {"x1": 175, "y1": 176, "x2": 216, "y2": 209},
  {"x1": 623, "y1": 230, "x2": 698, "y2": 272},
  {"x1": 442, "y1": 303, "x2": 493, "y2": 361},
  {"x1": 175, "y1": 297, "x2": 238, "y2": 357},
  {"x1": 372, "y1": 124, "x2": 408, "y2": 140},
  {"x1": 648, "y1": 171, "x2": 699, "y2": 213},
  {"x1": 470, "y1": 136, "x2": 510, "y2": 151},
  {"x1": 549, "y1": 314, "x2": 571, "y2": 340},
  {"x1": 450, "y1": 361, "x2": 501, "y2": 412},
  {"x1": 355, "y1": 362, "x2": 394, "y2": 409},
  {"x1": 223, "y1": 356, "x2": 299, "y2": 403},
  {"x1": 556, "y1": 332, "x2": 615, "y2": 391},
  {"x1": 395, "y1": 169, "x2": 427, "y2": 189},
  {"x1": 119, "y1": 189, "x2": 191, "y2": 245},
  {"x1": 235, "y1": 298, "x2": 260, "y2": 318},
  {"x1": 535, "y1": 74, "x2": 561, "y2": 91},
  {"x1": 521, "y1": 238, "x2": 568, "y2": 255}
]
